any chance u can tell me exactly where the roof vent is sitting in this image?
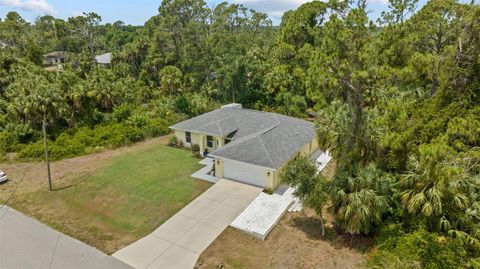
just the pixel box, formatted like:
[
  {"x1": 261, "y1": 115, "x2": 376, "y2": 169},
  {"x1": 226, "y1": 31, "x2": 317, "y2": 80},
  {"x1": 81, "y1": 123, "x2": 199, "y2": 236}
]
[{"x1": 221, "y1": 103, "x2": 242, "y2": 109}]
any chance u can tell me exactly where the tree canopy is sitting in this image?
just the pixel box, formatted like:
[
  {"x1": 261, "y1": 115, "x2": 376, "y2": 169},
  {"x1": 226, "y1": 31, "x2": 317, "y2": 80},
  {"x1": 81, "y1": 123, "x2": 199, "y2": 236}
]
[{"x1": 0, "y1": 0, "x2": 479, "y2": 267}]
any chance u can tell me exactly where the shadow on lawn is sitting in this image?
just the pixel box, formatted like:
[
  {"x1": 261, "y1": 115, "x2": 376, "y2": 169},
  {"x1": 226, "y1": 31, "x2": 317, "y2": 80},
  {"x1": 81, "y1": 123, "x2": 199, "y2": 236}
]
[
  {"x1": 52, "y1": 184, "x2": 77, "y2": 191},
  {"x1": 291, "y1": 214, "x2": 374, "y2": 253},
  {"x1": 51, "y1": 174, "x2": 91, "y2": 192}
]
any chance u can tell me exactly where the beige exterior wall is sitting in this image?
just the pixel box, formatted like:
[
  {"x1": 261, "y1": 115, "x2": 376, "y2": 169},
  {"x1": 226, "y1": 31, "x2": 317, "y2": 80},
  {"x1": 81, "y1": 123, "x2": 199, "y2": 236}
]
[
  {"x1": 173, "y1": 129, "x2": 224, "y2": 153},
  {"x1": 174, "y1": 130, "x2": 187, "y2": 145},
  {"x1": 264, "y1": 168, "x2": 277, "y2": 190},
  {"x1": 214, "y1": 158, "x2": 224, "y2": 178},
  {"x1": 175, "y1": 128, "x2": 319, "y2": 191}
]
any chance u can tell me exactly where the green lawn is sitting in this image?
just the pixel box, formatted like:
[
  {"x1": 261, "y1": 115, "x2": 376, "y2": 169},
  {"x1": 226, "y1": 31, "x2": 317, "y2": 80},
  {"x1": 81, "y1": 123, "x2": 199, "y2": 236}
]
[{"x1": 5, "y1": 143, "x2": 211, "y2": 254}]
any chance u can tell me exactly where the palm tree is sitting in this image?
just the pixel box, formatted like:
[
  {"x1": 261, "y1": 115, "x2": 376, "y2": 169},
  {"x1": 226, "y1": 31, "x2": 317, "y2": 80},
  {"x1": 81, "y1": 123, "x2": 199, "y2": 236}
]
[
  {"x1": 6, "y1": 67, "x2": 66, "y2": 125},
  {"x1": 401, "y1": 143, "x2": 479, "y2": 237},
  {"x1": 329, "y1": 164, "x2": 392, "y2": 235},
  {"x1": 6, "y1": 67, "x2": 66, "y2": 191}
]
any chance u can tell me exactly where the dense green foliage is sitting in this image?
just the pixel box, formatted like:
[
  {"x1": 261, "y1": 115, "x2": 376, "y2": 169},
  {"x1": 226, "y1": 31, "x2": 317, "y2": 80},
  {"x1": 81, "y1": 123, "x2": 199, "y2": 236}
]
[
  {"x1": 283, "y1": 156, "x2": 329, "y2": 236},
  {"x1": 279, "y1": 0, "x2": 480, "y2": 267},
  {"x1": 1, "y1": 0, "x2": 479, "y2": 267}
]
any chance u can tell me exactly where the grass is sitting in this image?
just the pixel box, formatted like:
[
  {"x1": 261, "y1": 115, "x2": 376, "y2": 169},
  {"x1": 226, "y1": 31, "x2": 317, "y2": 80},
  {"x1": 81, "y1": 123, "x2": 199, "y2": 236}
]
[{"x1": 3, "y1": 143, "x2": 211, "y2": 254}]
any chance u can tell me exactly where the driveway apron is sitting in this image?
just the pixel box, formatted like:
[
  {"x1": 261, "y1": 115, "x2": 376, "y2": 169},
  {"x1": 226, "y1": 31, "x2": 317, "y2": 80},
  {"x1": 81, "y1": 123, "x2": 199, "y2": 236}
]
[{"x1": 113, "y1": 179, "x2": 262, "y2": 269}]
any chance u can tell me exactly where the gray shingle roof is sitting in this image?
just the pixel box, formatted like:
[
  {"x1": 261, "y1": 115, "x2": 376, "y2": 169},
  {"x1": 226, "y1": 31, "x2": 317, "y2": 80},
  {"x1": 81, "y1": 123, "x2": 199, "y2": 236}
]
[
  {"x1": 45, "y1": 51, "x2": 66, "y2": 58},
  {"x1": 95, "y1": 52, "x2": 112, "y2": 64},
  {"x1": 170, "y1": 107, "x2": 316, "y2": 169}
]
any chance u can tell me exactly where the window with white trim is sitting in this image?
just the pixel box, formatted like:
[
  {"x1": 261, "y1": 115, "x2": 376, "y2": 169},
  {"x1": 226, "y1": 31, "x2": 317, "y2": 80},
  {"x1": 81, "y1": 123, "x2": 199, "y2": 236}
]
[
  {"x1": 207, "y1": 135, "x2": 214, "y2": 148},
  {"x1": 185, "y1": 131, "x2": 191, "y2": 143}
]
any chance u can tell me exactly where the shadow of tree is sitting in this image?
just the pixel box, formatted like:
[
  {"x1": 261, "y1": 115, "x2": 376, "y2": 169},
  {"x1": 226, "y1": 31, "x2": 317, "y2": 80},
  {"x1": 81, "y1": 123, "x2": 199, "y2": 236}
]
[
  {"x1": 291, "y1": 214, "x2": 375, "y2": 253},
  {"x1": 51, "y1": 173, "x2": 90, "y2": 192}
]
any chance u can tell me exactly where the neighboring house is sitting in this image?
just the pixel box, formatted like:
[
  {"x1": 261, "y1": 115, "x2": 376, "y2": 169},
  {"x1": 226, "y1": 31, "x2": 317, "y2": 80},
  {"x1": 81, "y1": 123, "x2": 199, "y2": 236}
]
[
  {"x1": 95, "y1": 52, "x2": 112, "y2": 66},
  {"x1": 170, "y1": 103, "x2": 319, "y2": 190},
  {"x1": 44, "y1": 51, "x2": 66, "y2": 66},
  {"x1": 0, "y1": 40, "x2": 9, "y2": 49}
]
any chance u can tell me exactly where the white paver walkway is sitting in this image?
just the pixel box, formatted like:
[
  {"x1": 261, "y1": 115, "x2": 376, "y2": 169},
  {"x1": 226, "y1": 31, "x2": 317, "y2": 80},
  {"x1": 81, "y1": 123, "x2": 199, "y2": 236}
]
[
  {"x1": 231, "y1": 152, "x2": 333, "y2": 240},
  {"x1": 113, "y1": 179, "x2": 261, "y2": 269},
  {"x1": 311, "y1": 150, "x2": 332, "y2": 172},
  {"x1": 230, "y1": 188, "x2": 294, "y2": 240}
]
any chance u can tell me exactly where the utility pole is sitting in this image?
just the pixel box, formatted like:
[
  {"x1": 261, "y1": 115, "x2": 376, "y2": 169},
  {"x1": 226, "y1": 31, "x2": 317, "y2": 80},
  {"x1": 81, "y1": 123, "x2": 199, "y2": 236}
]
[{"x1": 42, "y1": 120, "x2": 52, "y2": 191}]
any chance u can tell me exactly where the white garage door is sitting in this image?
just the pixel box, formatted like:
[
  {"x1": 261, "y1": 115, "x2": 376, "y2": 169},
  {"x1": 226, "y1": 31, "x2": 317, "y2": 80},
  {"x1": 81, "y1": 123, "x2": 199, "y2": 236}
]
[{"x1": 223, "y1": 159, "x2": 266, "y2": 187}]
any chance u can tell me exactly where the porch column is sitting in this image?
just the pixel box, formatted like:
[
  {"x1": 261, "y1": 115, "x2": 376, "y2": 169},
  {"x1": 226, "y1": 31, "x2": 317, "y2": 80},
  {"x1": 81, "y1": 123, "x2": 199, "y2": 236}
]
[
  {"x1": 199, "y1": 134, "x2": 206, "y2": 153},
  {"x1": 217, "y1": 137, "x2": 224, "y2": 148}
]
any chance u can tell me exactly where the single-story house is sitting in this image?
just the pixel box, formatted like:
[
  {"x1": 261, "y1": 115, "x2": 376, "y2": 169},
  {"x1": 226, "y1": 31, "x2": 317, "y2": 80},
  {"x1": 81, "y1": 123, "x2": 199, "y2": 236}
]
[
  {"x1": 0, "y1": 40, "x2": 9, "y2": 49},
  {"x1": 44, "y1": 51, "x2": 66, "y2": 65},
  {"x1": 95, "y1": 52, "x2": 112, "y2": 66},
  {"x1": 170, "y1": 103, "x2": 319, "y2": 190}
]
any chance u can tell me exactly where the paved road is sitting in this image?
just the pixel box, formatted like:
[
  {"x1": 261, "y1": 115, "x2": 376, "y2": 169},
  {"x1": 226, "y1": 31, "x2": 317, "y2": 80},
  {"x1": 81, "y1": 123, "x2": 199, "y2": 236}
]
[
  {"x1": 0, "y1": 205, "x2": 132, "y2": 269},
  {"x1": 113, "y1": 179, "x2": 262, "y2": 269}
]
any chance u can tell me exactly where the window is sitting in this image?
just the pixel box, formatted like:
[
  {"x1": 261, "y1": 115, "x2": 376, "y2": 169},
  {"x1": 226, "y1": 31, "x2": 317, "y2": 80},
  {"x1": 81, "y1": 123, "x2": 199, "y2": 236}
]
[
  {"x1": 207, "y1": 136, "x2": 214, "y2": 148},
  {"x1": 185, "y1": 131, "x2": 191, "y2": 143},
  {"x1": 225, "y1": 130, "x2": 237, "y2": 145}
]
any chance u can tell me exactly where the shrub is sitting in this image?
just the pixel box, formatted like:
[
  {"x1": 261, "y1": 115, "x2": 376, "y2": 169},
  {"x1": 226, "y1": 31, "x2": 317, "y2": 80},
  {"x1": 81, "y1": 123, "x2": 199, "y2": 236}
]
[
  {"x1": 14, "y1": 116, "x2": 171, "y2": 161},
  {"x1": 126, "y1": 113, "x2": 149, "y2": 128},
  {"x1": 174, "y1": 95, "x2": 191, "y2": 115},
  {"x1": 368, "y1": 225, "x2": 468, "y2": 269},
  {"x1": 17, "y1": 141, "x2": 45, "y2": 159},
  {"x1": 168, "y1": 136, "x2": 178, "y2": 147},
  {"x1": 124, "y1": 125, "x2": 145, "y2": 143},
  {"x1": 145, "y1": 118, "x2": 170, "y2": 137},
  {"x1": 0, "y1": 132, "x2": 7, "y2": 154},
  {"x1": 112, "y1": 103, "x2": 133, "y2": 122},
  {"x1": 191, "y1": 144, "x2": 201, "y2": 158},
  {"x1": 191, "y1": 144, "x2": 200, "y2": 152}
]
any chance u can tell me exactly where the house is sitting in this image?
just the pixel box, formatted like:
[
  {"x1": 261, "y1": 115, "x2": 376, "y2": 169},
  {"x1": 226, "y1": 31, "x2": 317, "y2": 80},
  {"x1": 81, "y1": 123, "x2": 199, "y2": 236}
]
[
  {"x1": 95, "y1": 52, "x2": 112, "y2": 66},
  {"x1": 44, "y1": 51, "x2": 66, "y2": 66},
  {"x1": 170, "y1": 103, "x2": 319, "y2": 190},
  {"x1": 0, "y1": 40, "x2": 9, "y2": 49}
]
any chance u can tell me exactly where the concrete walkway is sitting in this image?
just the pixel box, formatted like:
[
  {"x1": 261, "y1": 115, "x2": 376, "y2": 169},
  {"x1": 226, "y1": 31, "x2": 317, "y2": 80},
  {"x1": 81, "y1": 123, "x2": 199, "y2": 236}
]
[
  {"x1": 113, "y1": 179, "x2": 262, "y2": 269},
  {"x1": 0, "y1": 205, "x2": 132, "y2": 269},
  {"x1": 190, "y1": 158, "x2": 219, "y2": 183}
]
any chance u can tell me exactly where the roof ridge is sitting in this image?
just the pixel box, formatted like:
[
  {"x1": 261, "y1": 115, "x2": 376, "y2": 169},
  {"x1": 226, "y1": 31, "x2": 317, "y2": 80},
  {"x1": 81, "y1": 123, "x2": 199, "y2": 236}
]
[
  {"x1": 257, "y1": 136, "x2": 275, "y2": 168},
  {"x1": 215, "y1": 121, "x2": 222, "y2": 135},
  {"x1": 211, "y1": 124, "x2": 275, "y2": 153}
]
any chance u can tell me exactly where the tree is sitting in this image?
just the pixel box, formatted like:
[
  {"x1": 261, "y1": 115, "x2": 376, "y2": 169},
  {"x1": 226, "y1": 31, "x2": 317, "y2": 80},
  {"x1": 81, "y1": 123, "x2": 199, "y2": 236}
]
[
  {"x1": 5, "y1": 67, "x2": 66, "y2": 125},
  {"x1": 329, "y1": 164, "x2": 393, "y2": 235},
  {"x1": 0, "y1": 12, "x2": 28, "y2": 47},
  {"x1": 283, "y1": 156, "x2": 328, "y2": 236},
  {"x1": 158, "y1": 65, "x2": 183, "y2": 96},
  {"x1": 68, "y1": 12, "x2": 104, "y2": 64},
  {"x1": 379, "y1": 0, "x2": 419, "y2": 25},
  {"x1": 401, "y1": 142, "x2": 480, "y2": 246}
]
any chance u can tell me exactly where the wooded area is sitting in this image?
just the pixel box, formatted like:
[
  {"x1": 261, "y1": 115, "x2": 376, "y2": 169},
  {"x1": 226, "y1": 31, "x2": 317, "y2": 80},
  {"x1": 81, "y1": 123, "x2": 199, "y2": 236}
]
[{"x1": 0, "y1": 0, "x2": 479, "y2": 267}]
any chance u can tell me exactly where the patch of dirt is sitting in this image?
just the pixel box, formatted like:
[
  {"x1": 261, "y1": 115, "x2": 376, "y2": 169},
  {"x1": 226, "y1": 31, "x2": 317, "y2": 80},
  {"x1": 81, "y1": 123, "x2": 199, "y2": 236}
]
[
  {"x1": 195, "y1": 208, "x2": 368, "y2": 269},
  {"x1": 0, "y1": 136, "x2": 171, "y2": 203}
]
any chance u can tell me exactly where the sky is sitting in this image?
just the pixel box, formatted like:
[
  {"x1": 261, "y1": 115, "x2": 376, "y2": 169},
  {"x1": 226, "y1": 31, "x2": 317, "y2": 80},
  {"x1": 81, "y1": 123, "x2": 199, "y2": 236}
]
[{"x1": 0, "y1": 0, "x2": 466, "y2": 26}]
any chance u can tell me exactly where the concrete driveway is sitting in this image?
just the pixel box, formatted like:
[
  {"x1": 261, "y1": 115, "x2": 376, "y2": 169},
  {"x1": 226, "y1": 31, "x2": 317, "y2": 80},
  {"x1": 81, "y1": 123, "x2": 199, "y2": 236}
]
[
  {"x1": 113, "y1": 179, "x2": 262, "y2": 269},
  {"x1": 0, "y1": 205, "x2": 132, "y2": 269}
]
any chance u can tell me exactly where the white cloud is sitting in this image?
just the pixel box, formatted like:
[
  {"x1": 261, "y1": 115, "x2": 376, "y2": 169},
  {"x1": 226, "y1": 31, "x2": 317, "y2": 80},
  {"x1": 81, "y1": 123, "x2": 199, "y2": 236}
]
[
  {"x1": 0, "y1": 0, "x2": 57, "y2": 16},
  {"x1": 233, "y1": 0, "x2": 311, "y2": 23},
  {"x1": 233, "y1": 0, "x2": 389, "y2": 24},
  {"x1": 72, "y1": 10, "x2": 86, "y2": 18}
]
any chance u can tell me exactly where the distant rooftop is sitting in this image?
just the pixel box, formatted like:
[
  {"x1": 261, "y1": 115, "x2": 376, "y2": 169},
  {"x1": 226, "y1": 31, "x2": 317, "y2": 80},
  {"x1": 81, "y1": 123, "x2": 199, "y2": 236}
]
[
  {"x1": 95, "y1": 52, "x2": 112, "y2": 64},
  {"x1": 45, "y1": 51, "x2": 66, "y2": 58},
  {"x1": 170, "y1": 105, "x2": 315, "y2": 169}
]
